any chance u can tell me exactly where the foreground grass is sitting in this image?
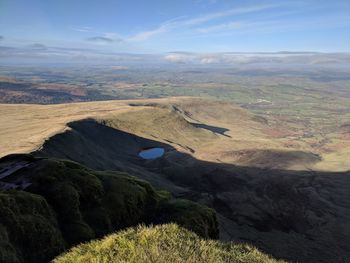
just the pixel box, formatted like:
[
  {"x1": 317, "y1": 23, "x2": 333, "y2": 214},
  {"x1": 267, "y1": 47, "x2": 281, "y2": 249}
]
[{"x1": 54, "y1": 224, "x2": 285, "y2": 263}]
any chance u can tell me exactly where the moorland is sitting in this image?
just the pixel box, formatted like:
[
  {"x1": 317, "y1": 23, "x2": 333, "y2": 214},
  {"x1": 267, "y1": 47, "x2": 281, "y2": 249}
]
[{"x1": 0, "y1": 64, "x2": 350, "y2": 263}]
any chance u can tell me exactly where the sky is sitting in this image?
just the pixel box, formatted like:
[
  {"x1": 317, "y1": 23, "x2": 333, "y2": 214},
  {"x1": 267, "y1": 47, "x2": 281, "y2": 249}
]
[{"x1": 0, "y1": 0, "x2": 350, "y2": 54}]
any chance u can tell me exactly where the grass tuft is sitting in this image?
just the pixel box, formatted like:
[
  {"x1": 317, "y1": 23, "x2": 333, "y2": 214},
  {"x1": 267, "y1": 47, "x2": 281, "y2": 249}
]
[{"x1": 54, "y1": 223, "x2": 285, "y2": 263}]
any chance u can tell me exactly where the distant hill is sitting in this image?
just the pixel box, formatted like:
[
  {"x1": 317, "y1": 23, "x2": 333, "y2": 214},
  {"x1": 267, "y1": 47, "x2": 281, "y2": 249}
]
[{"x1": 0, "y1": 78, "x2": 114, "y2": 104}]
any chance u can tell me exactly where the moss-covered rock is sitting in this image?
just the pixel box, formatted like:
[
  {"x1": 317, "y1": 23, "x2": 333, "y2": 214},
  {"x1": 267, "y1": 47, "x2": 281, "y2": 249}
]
[
  {"x1": 155, "y1": 199, "x2": 219, "y2": 238},
  {"x1": 0, "y1": 155, "x2": 219, "y2": 263},
  {"x1": 0, "y1": 191, "x2": 65, "y2": 263}
]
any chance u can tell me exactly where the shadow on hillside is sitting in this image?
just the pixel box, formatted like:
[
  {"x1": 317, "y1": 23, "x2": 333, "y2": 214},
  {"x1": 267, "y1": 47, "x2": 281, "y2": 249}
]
[
  {"x1": 33, "y1": 119, "x2": 350, "y2": 263},
  {"x1": 220, "y1": 149, "x2": 321, "y2": 169},
  {"x1": 190, "y1": 122, "x2": 232, "y2": 137}
]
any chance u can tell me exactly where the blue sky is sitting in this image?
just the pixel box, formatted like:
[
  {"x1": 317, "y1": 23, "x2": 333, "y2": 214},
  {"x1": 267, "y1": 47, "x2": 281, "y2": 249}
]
[{"x1": 0, "y1": 0, "x2": 350, "y2": 53}]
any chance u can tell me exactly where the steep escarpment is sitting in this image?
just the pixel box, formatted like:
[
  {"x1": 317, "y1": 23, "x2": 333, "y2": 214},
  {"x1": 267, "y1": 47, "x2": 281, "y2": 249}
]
[
  {"x1": 35, "y1": 118, "x2": 184, "y2": 193},
  {"x1": 0, "y1": 154, "x2": 218, "y2": 263},
  {"x1": 33, "y1": 117, "x2": 350, "y2": 263}
]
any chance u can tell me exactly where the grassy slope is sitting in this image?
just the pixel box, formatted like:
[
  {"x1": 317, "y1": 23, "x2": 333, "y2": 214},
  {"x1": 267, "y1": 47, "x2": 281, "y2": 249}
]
[
  {"x1": 2, "y1": 97, "x2": 344, "y2": 171},
  {"x1": 97, "y1": 102, "x2": 323, "y2": 170},
  {"x1": 98, "y1": 106, "x2": 216, "y2": 151},
  {"x1": 54, "y1": 224, "x2": 285, "y2": 263},
  {"x1": 0, "y1": 155, "x2": 218, "y2": 263}
]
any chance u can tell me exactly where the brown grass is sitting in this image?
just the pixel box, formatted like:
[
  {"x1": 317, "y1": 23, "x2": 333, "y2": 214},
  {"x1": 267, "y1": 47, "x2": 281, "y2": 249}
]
[{"x1": 1, "y1": 97, "x2": 349, "y2": 171}]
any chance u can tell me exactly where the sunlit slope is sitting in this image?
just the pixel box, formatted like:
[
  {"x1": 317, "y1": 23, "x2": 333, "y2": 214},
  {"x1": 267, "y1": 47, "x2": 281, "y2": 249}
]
[
  {"x1": 0, "y1": 97, "x2": 349, "y2": 171},
  {"x1": 99, "y1": 99, "x2": 336, "y2": 171},
  {"x1": 0, "y1": 100, "x2": 132, "y2": 157}
]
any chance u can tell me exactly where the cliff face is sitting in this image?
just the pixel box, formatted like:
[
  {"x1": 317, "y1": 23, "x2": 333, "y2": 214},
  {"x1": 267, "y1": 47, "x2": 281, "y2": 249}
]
[{"x1": 0, "y1": 154, "x2": 218, "y2": 263}]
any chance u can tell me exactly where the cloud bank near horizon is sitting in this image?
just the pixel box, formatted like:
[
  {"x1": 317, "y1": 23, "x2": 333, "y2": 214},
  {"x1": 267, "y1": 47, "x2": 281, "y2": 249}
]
[{"x1": 0, "y1": 44, "x2": 350, "y2": 67}]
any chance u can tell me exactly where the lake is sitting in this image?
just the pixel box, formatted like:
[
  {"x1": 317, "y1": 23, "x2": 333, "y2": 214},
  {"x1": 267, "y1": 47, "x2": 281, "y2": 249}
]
[{"x1": 139, "y1": 147, "x2": 165, "y2": 159}]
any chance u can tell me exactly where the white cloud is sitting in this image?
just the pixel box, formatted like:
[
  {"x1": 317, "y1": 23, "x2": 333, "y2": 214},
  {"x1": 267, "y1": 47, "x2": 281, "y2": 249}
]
[
  {"x1": 199, "y1": 56, "x2": 221, "y2": 64},
  {"x1": 164, "y1": 53, "x2": 196, "y2": 63}
]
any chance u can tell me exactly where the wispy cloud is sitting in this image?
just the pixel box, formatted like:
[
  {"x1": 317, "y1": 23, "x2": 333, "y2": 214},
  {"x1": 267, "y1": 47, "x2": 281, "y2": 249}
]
[
  {"x1": 181, "y1": 4, "x2": 284, "y2": 26},
  {"x1": 67, "y1": 3, "x2": 299, "y2": 45},
  {"x1": 71, "y1": 27, "x2": 124, "y2": 44},
  {"x1": 197, "y1": 21, "x2": 242, "y2": 33},
  {"x1": 128, "y1": 25, "x2": 169, "y2": 41},
  {"x1": 86, "y1": 36, "x2": 121, "y2": 44},
  {"x1": 127, "y1": 3, "x2": 287, "y2": 41},
  {"x1": 194, "y1": 15, "x2": 350, "y2": 38},
  {"x1": 0, "y1": 36, "x2": 4, "y2": 41},
  {"x1": 71, "y1": 26, "x2": 94, "y2": 33}
]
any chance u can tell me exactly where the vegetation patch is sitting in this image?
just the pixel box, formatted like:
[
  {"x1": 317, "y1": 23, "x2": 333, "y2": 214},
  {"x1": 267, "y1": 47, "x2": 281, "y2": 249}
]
[
  {"x1": 54, "y1": 223, "x2": 285, "y2": 263},
  {"x1": 0, "y1": 155, "x2": 218, "y2": 263},
  {"x1": 0, "y1": 190, "x2": 65, "y2": 263}
]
